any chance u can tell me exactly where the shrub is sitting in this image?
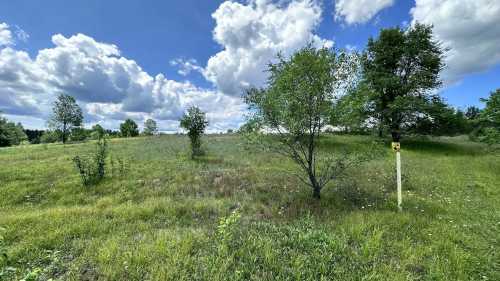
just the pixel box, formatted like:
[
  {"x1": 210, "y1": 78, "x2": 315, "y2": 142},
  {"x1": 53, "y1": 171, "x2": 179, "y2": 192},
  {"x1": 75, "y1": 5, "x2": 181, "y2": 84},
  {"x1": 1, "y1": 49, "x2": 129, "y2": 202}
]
[
  {"x1": 73, "y1": 137, "x2": 108, "y2": 186},
  {"x1": 40, "y1": 130, "x2": 60, "y2": 144},
  {"x1": 70, "y1": 127, "x2": 89, "y2": 142}
]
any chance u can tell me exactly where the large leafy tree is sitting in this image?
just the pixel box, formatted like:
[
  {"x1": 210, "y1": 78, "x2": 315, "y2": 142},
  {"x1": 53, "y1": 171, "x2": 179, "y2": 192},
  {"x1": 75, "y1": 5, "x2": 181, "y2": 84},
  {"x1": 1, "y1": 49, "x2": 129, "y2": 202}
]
[
  {"x1": 180, "y1": 106, "x2": 208, "y2": 158},
  {"x1": 49, "y1": 94, "x2": 83, "y2": 144},
  {"x1": 120, "y1": 119, "x2": 139, "y2": 137},
  {"x1": 245, "y1": 46, "x2": 362, "y2": 199},
  {"x1": 363, "y1": 23, "x2": 444, "y2": 141}
]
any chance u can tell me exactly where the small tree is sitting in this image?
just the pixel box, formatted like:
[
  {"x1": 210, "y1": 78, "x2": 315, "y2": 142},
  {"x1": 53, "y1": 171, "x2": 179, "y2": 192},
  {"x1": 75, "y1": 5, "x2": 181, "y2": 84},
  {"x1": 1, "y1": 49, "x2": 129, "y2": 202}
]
[
  {"x1": 180, "y1": 106, "x2": 208, "y2": 158},
  {"x1": 91, "y1": 124, "x2": 106, "y2": 140},
  {"x1": 120, "y1": 119, "x2": 139, "y2": 137},
  {"x1": 245, "y1": 46, "x2": 361, "y2": 199},
  {"x1": 363, "y1": 23, "x2": 444, "y2": 142},
  {"x1": 49, "y1": 94, "x2": 83, "y2": 144},
  {"x1": 143, "y1": 119, "x2": 158, "y2": 136}
]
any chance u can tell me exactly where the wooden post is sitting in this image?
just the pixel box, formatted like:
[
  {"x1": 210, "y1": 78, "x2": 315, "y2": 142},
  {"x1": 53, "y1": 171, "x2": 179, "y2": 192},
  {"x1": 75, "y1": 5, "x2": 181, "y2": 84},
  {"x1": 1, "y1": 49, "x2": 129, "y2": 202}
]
[
  {"x1": 396, "y1": 150, "x2": 402, "y2": 211},
  {"x1": 392, "y1": 142, "x2": 402, "y2": 211}
]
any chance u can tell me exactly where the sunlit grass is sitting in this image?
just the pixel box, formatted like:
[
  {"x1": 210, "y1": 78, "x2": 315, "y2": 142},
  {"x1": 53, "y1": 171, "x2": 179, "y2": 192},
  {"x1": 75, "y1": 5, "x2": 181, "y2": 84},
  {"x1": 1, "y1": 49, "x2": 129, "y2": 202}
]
[{"x1": 0, "y1": 135, "x2": 498, "y2": 280}]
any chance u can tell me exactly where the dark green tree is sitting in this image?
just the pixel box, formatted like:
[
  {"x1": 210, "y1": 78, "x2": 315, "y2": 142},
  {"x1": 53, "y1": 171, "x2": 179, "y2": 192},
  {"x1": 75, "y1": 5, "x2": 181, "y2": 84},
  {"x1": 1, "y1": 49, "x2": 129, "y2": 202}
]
[
  {"x1": 49, "y1": 94, "x2": 83, "y2": 144},
  {"x1": 245, "y1": 46, "x2": 364, "y2": 199},
  {"x1": 410, "y1": 97, "x2": 468, "y2": 136},
  {"x1": 363, "y1": 23, "x2": 445, "y2": 141},
  {"x1": 475, "y1": 89, "x2": 500, "y2": 145},
  {"x1": 143, "y1": 118, "x2": 158, "y2": 136},
  {"x1": 0, "y1": 115, "x2": 28, "y2": 147},
  {"x1": 120, "y1": 119, "x2": 139, "y2": 137},
  {"x1": 180, "y1": 106, "x2": 208, "y2": 158},
  {"x1": 465, "y1": 106, "x2": 481, "y2": 120}
]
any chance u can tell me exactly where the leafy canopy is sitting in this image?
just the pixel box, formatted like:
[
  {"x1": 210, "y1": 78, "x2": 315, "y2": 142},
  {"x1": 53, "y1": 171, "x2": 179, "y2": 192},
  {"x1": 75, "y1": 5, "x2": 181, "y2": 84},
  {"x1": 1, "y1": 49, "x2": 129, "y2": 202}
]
[
  {"x1": 180, "y1": 106, "x2": 208, "y2": 158},
  {"x1": 245, "y1": 45, "x2": 362, "y2": 199},
  {"x1": 49, "y1": 94, "x2": 83, "y2": 143},
  {"x1": 363, "y1": 23, "x2": 444, "y2": 141},
  {"x1": 120, "y1": 119, "x2": 139, "y2": 137},
  {"x1": 143, "y1": 119, "x2": 158, "y2": 136}
]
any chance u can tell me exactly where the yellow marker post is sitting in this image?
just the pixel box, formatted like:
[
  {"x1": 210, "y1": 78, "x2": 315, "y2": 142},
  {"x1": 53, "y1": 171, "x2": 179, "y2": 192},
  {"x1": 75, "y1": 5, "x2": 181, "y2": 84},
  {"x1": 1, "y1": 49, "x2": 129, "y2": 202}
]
[{"x1": 392, "y1": 142, "x2": 402, "y2": 211}]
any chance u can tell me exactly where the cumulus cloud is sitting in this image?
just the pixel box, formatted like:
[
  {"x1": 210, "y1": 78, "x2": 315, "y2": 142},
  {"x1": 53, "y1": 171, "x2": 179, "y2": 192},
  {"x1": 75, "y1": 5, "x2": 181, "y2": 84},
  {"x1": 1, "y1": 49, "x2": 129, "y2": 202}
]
[
  {"x1": 0, "y1": 26, "x2": 244, "y2": 131},
  {"x1": 170, "y1": 58, "x2": 204, "y2": 76},
  {"x1": 411, "y1": 0, "x2": 500, "y2": 84},
  {"x1": 204, "y1": 0, "x2": 333, "y2": 96},
  {"x1": 0, "y1": 22, "x2": 13, "y2": 46},
  {"x1": 334, "y1": 0, "x2": 394, "y2": 25}
]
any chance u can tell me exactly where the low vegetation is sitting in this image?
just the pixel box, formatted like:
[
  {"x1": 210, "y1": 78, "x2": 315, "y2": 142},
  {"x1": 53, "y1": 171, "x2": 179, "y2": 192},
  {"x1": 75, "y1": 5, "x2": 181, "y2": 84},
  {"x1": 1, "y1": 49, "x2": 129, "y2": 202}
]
[{"x1": 0, "y1": 135, "x2": 498, "y2": 280}]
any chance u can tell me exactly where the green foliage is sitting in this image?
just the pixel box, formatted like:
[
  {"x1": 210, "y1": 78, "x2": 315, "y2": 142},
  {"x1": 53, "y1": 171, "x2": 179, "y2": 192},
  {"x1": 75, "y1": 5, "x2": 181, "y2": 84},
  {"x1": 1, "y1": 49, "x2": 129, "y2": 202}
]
[
  {"x1": 49, "y1": 94, "x2": 83, "y2": 144},
  {"x1": 0, "y1": 227, "x2": 7, "y2": 267},
  {"x1": 0, "y1": 117, "x2": 27, "y2": 147},
  {"x1": 180, "y1": 106, "x2": 208, "y2": 158},
  {"x1": 245, "y1": 45, "x2": 360, "y2": 199},
  {"x1": 216, "y1": 209, "x2": 241, "y2": 254},
  {"x1": 363, "y1": 23, "x2": 444, "y2": 141},
  {"x1": 91, "y1": 124, "x2": 106, "y2": 140},
  {"x1": 470, "y1": 89, "x2": 500, "y2": 145},
  {"x1": 24, "y1": 129, "x2": 44, "y2": 144},
  {"x1": 72, "y1": 137, "x2": 108, "y2": 186},
  {"x1": 39, "y1": 130, "x2": 60, "y2": 144},
  {"x1": 143, "y1": 119, "x2": 158, "y2": 136},
  {"x1": 410, "y1": 97, "x2": 469, "y2": 136},
  {"x1": 120, "y1": 119, "x2": 139, "y2": 137},
  {"x1": 480, "y1": 89, "x2": 500, "y2": 126},
  {"x1": 70, "y1": 127, "x2": 89, "y2": 142},
  {"x1": 330, "y1": 82, "x2": 373, "y2": 134},
  {"x1": 465, "y1": 106, "x2": 481, "y2": 120}
]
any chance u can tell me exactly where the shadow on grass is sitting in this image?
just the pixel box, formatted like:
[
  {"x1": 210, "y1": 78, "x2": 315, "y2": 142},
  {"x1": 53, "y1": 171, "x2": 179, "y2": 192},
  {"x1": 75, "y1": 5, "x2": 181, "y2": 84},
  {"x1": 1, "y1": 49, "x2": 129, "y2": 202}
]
[{"x1": 396, "y1": 138, "x2": 486, "y2": 156}]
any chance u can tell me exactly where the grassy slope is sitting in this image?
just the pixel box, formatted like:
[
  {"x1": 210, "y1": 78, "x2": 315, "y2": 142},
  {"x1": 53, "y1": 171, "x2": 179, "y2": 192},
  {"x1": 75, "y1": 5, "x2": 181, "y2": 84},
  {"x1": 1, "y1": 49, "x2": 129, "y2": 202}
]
[{"x1": 0, "y1": 135, "x2": 498, "y2": 280}]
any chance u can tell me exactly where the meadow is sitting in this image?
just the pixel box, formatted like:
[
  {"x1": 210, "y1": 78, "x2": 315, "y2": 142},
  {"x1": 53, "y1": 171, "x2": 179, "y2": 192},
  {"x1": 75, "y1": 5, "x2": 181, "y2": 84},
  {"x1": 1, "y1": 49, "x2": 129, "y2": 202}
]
[{"x1": 0, "y1": 135, "x2": 498, "y2": 280}]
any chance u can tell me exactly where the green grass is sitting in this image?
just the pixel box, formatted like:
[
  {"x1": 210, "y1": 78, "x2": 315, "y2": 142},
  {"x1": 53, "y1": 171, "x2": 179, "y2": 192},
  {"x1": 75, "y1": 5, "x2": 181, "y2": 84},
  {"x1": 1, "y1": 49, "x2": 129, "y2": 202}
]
[{"x1": 0, "y1": 135, "x2": 499, "y2": 280}]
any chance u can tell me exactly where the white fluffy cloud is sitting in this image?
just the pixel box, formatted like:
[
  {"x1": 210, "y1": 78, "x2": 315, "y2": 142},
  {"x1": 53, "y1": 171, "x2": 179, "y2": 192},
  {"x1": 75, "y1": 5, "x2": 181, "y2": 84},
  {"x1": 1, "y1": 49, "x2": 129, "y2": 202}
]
[
  {"x1": 0, "y1": 28, "x2": 245, "y2": 131},
  {"x1": 411, "y1": 0, "x2": 500, "y2": 84},
  {"x1": 170, "y1": 58, "x2": 204, "y2": 76},
  {"x1": 0, "y1": 22, "x2": 13, "y2": 46},
  {"x1": 204, "y1": 0, "x2": 333, "y2": 96},
  {"x1": 334, "y1": 0, "x2": 394, "y2": 25}
]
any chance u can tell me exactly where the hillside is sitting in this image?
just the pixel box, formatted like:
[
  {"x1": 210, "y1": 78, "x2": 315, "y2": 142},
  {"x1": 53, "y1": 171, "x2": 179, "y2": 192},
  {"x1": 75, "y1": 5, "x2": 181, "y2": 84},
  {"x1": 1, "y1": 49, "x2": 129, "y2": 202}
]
[{"x1": 0, "y1": 135, "x2": 499, "y2": 280}]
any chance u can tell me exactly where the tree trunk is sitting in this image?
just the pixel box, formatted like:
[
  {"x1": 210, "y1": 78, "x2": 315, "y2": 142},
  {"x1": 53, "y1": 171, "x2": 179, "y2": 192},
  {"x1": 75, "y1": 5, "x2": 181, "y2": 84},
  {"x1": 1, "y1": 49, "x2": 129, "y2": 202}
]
[
  {"x1": 312, "y1": 187, "x2": 321, "y2": 199},
  {"x1": 62, "y1": 122, "x2": 67, "y2": 144},
  {"x1": 308, "y1": 172, "x2": 321, "y2": 200}
]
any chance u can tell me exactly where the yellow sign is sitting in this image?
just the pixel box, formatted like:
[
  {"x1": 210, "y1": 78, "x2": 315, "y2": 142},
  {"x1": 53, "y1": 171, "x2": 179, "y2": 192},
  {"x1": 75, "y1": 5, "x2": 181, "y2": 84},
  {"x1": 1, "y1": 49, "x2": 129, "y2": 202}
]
[{"x1": 392, "y1": 142, "x2": 401, "y2": 152}]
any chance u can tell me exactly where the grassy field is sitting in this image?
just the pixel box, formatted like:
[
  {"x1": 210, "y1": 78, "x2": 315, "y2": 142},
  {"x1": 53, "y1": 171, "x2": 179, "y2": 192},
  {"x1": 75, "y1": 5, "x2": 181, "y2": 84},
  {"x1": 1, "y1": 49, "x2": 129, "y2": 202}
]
[{"x1": 0, "y1": 135, "x2": 498, "y2": 280}]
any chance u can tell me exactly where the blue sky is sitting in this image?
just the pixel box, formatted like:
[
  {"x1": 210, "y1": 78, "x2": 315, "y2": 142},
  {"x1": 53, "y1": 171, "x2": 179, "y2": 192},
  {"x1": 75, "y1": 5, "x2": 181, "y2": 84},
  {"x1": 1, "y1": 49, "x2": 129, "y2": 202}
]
[{"x1": 1, "y1": 0, "x2": 499, "y2": 131}]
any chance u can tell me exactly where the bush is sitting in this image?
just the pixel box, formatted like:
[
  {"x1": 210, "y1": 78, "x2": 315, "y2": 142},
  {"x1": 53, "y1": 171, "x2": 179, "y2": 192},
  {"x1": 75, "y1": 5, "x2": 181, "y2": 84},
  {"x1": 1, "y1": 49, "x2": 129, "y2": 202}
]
[
  {"x1": 70, "y1": 127, "x2": 89, "y2": 142},
  {"x1": 73, "y1": 137, "x2": 108, "y2": 186},
  {"x1": 40, "y1": 131, "x2": 60, "y2": 144}
]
